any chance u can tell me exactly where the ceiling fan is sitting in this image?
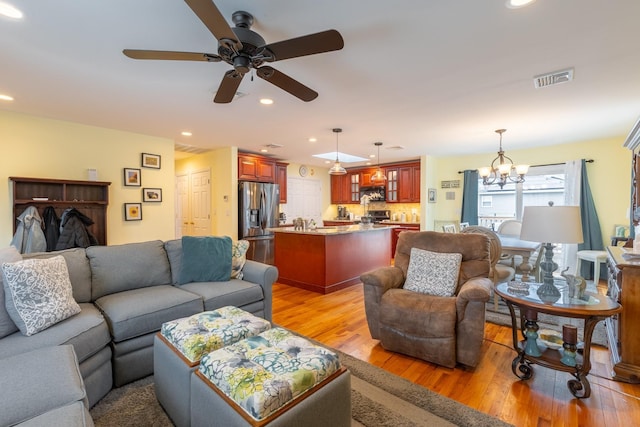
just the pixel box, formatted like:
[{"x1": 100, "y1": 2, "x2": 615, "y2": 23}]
[{"x1": 123, "y1": 0, "x2": 344, "y2": 103}]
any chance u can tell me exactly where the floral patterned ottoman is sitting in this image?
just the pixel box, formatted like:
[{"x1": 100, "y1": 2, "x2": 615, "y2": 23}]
[
  {"x1": 154, "y1": 306, "x2": 272, "y2": 427},
  {"x1": 190, "y1": 327, "x2": 351, "y2": 427}
]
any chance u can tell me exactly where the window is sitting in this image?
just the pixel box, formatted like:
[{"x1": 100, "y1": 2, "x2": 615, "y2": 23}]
[{"x1": 481, "y1": 195, "x2": 493, "y2": 208}]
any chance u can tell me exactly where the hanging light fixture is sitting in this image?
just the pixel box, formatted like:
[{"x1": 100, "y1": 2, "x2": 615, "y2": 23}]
[
  {"x1": 370, "y1": 141, "x2": 387, "y2": 184},
  {"x1": 478, "y1": 129, "x2": 529, "y2": 189},
  {"x1": 328, "y1": 128, "x2": 347, "y2": 175}
]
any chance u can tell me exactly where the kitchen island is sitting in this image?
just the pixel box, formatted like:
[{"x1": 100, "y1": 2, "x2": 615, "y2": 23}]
[{"x1": 272, "y1": 224, "x2": 395, "y2": 294}]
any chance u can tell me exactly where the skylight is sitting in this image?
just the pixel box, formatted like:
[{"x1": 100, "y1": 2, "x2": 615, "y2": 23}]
[{"x1": 313, "y1": 152, "x2": 368, "y2": 163}]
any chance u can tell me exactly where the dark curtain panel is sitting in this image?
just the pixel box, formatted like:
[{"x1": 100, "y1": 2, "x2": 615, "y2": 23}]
[
  {"x1": 577, "y1": 159, "x2": 605, "y2": 279},
  {"x1": 461, "y1": 170, "x2": 479, "y2": 225}
]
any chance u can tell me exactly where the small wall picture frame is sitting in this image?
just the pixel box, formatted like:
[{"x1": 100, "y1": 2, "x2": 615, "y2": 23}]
[
  {"x1": 428, "y1": 188, "x2": 437, "y2": 203},
  {"x1": 124, "y1": 168, "x2": 141, "y2": 187},
  {"x1": 124, "y1": 203, "x2": 142, "y2": 221},
  {"x1": 143, "y1": 188, "x2": 162, "y2": 202},
  {"x1": 141, "y1": 153, "x2": 161, "y2": 169}
]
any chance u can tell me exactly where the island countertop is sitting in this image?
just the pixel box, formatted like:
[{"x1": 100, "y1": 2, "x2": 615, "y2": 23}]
[{"x1": 269, "y1": 224, "x2": 397, "y2": 235}]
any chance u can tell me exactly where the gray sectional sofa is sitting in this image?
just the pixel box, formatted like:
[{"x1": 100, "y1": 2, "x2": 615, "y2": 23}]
[{"x1": 0, "y1": 238, "x2": 278, "y2": 414}]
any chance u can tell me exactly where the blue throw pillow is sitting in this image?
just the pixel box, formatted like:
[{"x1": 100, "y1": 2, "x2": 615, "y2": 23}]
[{"x1": 179, "y1": 236, "x2": 233, "y2": 285}]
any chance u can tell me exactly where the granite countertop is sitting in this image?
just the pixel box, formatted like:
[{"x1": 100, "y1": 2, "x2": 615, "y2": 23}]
[
  {"x1": 379, "y1": 220, "x2": 420, "y2": 226},
  {"x1": 270, "y1": 224, "x2": 397, "y2": 235}
]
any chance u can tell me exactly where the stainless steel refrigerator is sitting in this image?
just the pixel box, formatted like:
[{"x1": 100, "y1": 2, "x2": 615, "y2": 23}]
[{"x1": 238, "y1": 181, "x2": 280, "y2": 265}]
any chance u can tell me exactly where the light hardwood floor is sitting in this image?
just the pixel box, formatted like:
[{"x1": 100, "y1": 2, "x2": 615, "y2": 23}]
[{"x1": 272, "y1": 282, "x2": 640, "y2": 427}]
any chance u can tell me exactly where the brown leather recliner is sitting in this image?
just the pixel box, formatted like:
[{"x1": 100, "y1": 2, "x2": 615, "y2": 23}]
[{"x1": 360, "y1": 231, "x2": 492, "y2": 368}]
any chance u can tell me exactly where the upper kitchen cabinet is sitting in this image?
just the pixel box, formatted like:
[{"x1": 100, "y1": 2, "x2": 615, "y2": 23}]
[
  {"x1": 385, "y1": 162, "x2": 421, "y2": 203},
  {"x1": 330, "y1": 173, "x2": 351, "y2": 204},
  {"x1": 359, "y1": 167, "x2": 379, "y2": 187},
  {"x1": 238, "y1": 153, "x2": 276, "y2": 182},
  {"x1": 276, "y1": 162, "x2": 288, "y2": 203}
]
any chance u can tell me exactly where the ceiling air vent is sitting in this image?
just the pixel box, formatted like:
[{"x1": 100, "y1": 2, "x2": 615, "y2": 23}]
[
  {"x1": 385, "y1": 145, "x2": 405, "y2": 150},
  {"x1": 533, "y1": 68, "x2": 574, "y2": 88},
  {"x1": 264, "y1": 143, "x2": 283, "y2": 149},
  {"x1": 174, "y1": 143, "x2": 209, "y2": 154}
]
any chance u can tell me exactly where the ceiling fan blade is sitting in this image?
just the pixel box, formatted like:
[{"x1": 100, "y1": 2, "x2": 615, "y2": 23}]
[
  {"x1": 123, "y1": 49, "x2": 221, "y2": 62},
  {"x1": 184, "y1": 0, "x2": 242, "y2": 51},
  {"x1": 214, "y1": 70, "x2": 244, "y2": 103},
  {"x1": 256, "y1": 66, "x2": 318, "y2": 102},
  {"x1": 261, "y1": 29, "x2": 344, "y2": 62}
]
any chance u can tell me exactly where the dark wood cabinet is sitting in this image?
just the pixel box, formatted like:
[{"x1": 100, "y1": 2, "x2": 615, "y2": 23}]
[
  {"x1": 606, "y1": 246, "x2": 640, "y2": 383},
  {"x1": 397, "y1": 162, "x2": 421, "y2": 203},
  {"x1": 275, "y1": 162, "x2": 288, "y2": 203},
  {"x1": 391, "y1": 224, "x2": 420, "y2": 255},
  {"x1": 10, "y1": 176, "x2": 110, "y2": 246},
  {"x1": 238, "y1": 153, "x2": 276, "y2": 182},
  {"x1": 330, "y1": 174, "x2": 350, "y2": 204}
]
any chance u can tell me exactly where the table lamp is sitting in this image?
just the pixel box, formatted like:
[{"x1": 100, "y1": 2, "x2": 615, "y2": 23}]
[{"x1": 520, "y1": 203, "x2": 584, "y2": 303}]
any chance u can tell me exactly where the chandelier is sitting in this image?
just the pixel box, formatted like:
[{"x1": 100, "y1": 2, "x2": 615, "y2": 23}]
[
  {"x1": 478, "y1": 129, "x2": 529, "y2": 189},
  {"x1": 370, "y1": 141, "x2": 387, "y2": 184},
  {"x1": 328, "y1": 128, "x2": 347, "y2": 175}
]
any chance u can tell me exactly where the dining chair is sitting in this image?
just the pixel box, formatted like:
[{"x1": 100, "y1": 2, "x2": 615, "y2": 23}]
[{"x1": 442, "y1": 224, "x2": 456, "y2": 233}]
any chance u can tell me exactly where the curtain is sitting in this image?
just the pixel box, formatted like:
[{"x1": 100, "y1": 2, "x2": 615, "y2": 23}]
[
  {"x1": 563, "y1": 160, "x2": 581, "y2": 273},
  {"x1": 577, "y1": 159, "x2": 605, "y2": 279},
  {"x1": 461, "y1": 170, "x2": 479, "y2": 225}
]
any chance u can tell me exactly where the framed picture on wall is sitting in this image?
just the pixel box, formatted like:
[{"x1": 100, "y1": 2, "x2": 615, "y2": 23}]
[
  {"x1": 124, "y1": 203, "x2": 142, "y2": 221},
  {"x1": 124, "y1": 168, "x2": 141, "y2": 187},
  {"x1": 428, "y1": 188, "x2": 437, "y2": 203},
  {"x1": 143, "y1": 188, "x2": 162, "y2": 202},
  {"x1": 141, "y1": 153, "x2": 161, "y2": 169}
]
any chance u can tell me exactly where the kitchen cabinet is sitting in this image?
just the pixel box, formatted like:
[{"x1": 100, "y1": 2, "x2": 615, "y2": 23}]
[
  {"x1": 359, "y1": 167, "x2": 379, "y2": 187},
  {"x1": 397, "y1": 162, "x2": 421, "y2": 203},
  {"x1": 330, "y1": 174, "x2": 351, "y2": 204},
  {"x1": 390, "y1": 223, "x2": 420, "y2": 255},
  {"x1": 276, "y1": 162, "x2": 288, "y2": 203},
  {"x1": 605, "y1": 246, "x2": 640, "y2": 383},
  {"x1": 349, "y1": 172, "x2": 361, "y2": 203},
  {"x1": 10, "y1": 176, "x2": 110, "y2": 246},
  {"x1": 238, "y1": 153, "x2": 276, "y2": 182},
  {"x1": 323, "y1": 220, "x2": 356, "y2": 227}
]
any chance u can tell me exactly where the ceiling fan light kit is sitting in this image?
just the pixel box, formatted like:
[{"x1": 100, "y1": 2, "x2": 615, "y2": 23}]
[
  {"x1": 123, "y1": 0, "x2": 344, "y2": 104},
  {"x1": 478, "y1": 129, "x2": 529, "y2": 189}
]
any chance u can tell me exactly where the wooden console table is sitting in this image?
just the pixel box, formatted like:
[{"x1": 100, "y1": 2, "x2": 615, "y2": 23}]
[{"x1": 495, "y1": 282, "x2": 621, "y2": 398}]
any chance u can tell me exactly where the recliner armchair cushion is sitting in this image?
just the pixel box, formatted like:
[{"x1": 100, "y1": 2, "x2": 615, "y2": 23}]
[{"x1": 404, "y1": 248, "x2": 462, "y2": 297}]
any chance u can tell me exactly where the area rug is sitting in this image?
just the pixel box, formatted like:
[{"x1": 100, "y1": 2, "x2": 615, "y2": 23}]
[
  {"x1": 485, "y1": 287, "x2": 608, "y2": 347},
  {"x1": 91, "y1": 350, "x2": 512, "y2": 427}
]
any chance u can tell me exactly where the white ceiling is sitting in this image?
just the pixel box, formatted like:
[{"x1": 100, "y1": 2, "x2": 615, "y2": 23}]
[{"x1": 2, "y1": 0, "x2": 640, "y2": 167}]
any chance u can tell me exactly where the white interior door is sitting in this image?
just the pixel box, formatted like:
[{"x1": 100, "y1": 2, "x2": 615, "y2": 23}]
[
  {"x1": 175, "y1": 169, "x2": 211, "y2": 238},
  {"x1": 191, "y1": 170, "x2": 211, "y2": 236},
  {"x1": 176, "y1": 174, "x2": 189, "y2": 238}
]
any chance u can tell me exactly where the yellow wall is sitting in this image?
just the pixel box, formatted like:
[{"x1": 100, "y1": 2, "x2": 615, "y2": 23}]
[
  {"x1": 1, "y1": 110, "x2": 176, "y2": 246},
  {"x1": 175, "y1": 147, "x2": 238, "y2": 239},
  {"x1": 427, "y1": 137, "x2": 630, "y2": 245}
]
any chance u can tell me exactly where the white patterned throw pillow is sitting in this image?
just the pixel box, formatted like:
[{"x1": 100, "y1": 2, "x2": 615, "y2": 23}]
[
  {"x1": 231, "y1": 240, "x2": 250, "y2": 280},
  {"x1": 1, "y1": 255, "x2": 81, "y2": 336},
  {"x1": 404, "y1": 248, "x2": 462, "y2": 297}
]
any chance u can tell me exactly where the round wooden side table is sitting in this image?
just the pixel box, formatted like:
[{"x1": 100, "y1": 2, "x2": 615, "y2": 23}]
[{"x1": 495, "y1": 281, "x2": 621, "y2": 398}]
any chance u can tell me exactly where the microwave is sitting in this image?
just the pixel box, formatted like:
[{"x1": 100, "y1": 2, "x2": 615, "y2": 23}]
[{"x1": 360, "y1": 186, "x2": 386, "y2": 201}]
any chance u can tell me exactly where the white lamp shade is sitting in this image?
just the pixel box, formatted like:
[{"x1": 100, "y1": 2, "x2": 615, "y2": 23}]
[
  {"x1": 515, "y1": 164, "x2": 530, "y2": 175},
  {"x1": 520, "y1": 205, "x2": 584, "y2": 244},
  {"x1": 497, "y1": 163, "x2": 512, "y2": 175},
  {"x1": 478, "y1": 167, "x2": 491, "y2": 177}
]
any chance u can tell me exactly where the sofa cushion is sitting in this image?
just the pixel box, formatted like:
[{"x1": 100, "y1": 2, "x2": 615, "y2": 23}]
[
  {"x1": 94, "y1": 285, "x2": 203, "y2": 342},
  {"x1": 0, "y1": 345, "x2": 88, "y2": 427},
  {"x1": 0, "y1": 246, "x2": 22, "y2": 338},
  {"x1": 179, "y1": 236, "x2": 232, "y2": 285},
  {"x1": 0, "y1": 303, "x2": 110, "y2": 363},
  {"x1": 17, "y1": 400, "x2": 94, "y2": 427},
  {"x1": 24, "y1": 248, "x2": 92, "y2": 303},
  {"x1": 231, "y1": 240, "x2": 250, "y2": 280},
  {"x1": 87, "y1": 240, "x2": 172, "y2": 300},
  {"x1": 164, "y1": 239, "x2": 183, "y2": 285},
  {"x1": 181, "y1": 279, "x2": 265, "y2": 312},
  {"x1": 2, "y1": 256, "x2": 81, "y2": 336},
  {"x1": 403, "y1": 248, "x2": 462, "y2": 297}
]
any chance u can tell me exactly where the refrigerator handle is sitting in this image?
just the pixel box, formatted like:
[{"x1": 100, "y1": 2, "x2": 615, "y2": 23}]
[{"x1": 260, "y1": 187, "x2": 266, "y2": 230}]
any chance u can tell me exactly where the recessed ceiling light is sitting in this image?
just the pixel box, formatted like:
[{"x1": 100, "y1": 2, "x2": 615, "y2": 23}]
[
  {"x1": 0, "y1": 2, "x2": 23, "y2": 19},
  {"x1": 308, "y1": 137, "x2": 317, "y2": 142},
  {"x1": 369, "y1": 154, "x2": 376, "y2": 158},
  {"x1": 259, "y1": 98, "x2": 274, "y2": 105},
  {"x1": 181, "y1": 131, "x2": 192, "y2": 137},
  {"x1": 0, "y1": 94, "x2": 14, "y2": 101},
  {"x1": 506, "y1": 0, "x2": 536, "y2": 9},
  {"x1": 260, "y1": 148, "x2": 268, "y2": 153}
]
